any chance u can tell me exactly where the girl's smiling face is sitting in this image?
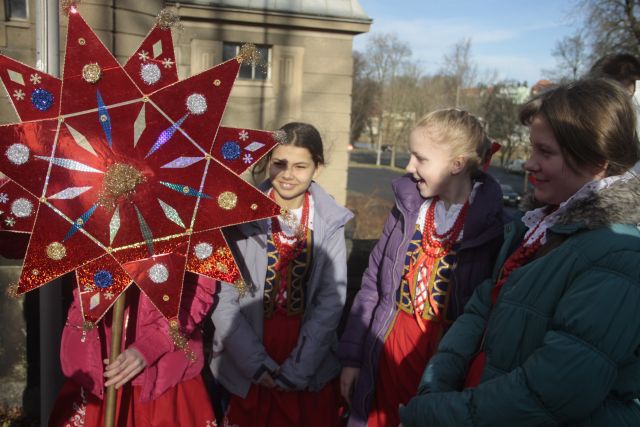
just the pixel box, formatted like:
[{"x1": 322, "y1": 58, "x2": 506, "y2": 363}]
[
  {"x1": 525, "y1": 113, "x2": 603, "y2": 205},
  {"x1": 268, "y1": 144, "x2": 319, "y2": 209},
  {"x1": 405, "y1": 127, "x2": 459, "y2": 201}
]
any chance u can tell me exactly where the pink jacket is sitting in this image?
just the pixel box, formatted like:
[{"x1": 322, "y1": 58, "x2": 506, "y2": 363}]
[{"x1": 60, "y1": 273, "x2": 215, "y2": 402}]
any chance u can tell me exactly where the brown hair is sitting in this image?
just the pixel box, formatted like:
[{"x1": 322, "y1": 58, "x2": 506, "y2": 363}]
[
  {"x1": 588, "y1": 53, "x2": 640, "y2": 85},
  {"x1": 252, "y1": 122, "x2": 324, "y2": 181},
  {"x1": 519, "y1": 78, "x2": 639, "y2": 176},
  {"x1": 275, "y1": 122, "x2": 325, "y2": 165},
  {"x1": 414, "y1": 108, "x2": 490, "y2": 172}
]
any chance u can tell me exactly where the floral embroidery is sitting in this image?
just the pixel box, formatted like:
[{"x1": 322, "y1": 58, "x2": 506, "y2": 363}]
[{"x1": 64, "y1": 386, "x2": 87, "y2": 426}]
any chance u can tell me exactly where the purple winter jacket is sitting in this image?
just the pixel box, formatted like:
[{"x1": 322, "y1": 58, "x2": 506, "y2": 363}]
[{"x1": 338, "y1": 172, "x2": 507, "y2": 426}]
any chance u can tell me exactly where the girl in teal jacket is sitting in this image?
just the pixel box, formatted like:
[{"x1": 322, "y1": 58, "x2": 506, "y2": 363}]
[{"x1": 401, "y1": 78, "x2": 640, "y2": 426}]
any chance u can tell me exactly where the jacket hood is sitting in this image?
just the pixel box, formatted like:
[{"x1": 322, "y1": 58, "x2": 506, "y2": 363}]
[{"x1": 521, "y1": 173, "x2": 640, "y2": 229}]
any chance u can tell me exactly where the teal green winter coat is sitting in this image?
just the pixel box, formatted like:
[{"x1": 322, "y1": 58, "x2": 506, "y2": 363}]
[{"x1": 400, "y1": 175, "x2": 640, "y2": 426}]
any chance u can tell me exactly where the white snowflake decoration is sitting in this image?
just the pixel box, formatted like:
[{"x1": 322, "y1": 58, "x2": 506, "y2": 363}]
[
  {"x1": 162, "y1": 58, "x2": 174, "y2": 69},
  {"x1": 30, "y1": 73, "x2": 42, "y2": 85},
  {"x1": 4, "y1": 216, "x2": 15, "y2": 227},
  {"x1": 138, "y1": 50, "x2": 149, "y2": 62},
  {"x1": 238, "y1": 130, "x2": 249, "y2": 141},
  {"x1": 13, "y1": 89, "x2": 25, "y2": 100},
  {"x1": 0, "y1": 193, "x2": 8, "y2": 203},
  {"x1": 242, "y1": 153, "x2": 253, "y2": 164}
]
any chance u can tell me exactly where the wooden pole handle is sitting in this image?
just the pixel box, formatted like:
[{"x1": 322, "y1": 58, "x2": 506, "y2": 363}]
[{"x1": 103, "y1": 290, "x2": 127, "y2": 427}]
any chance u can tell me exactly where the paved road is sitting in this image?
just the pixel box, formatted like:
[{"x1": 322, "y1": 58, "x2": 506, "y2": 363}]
[{"x1": 348, "y1": 149, "x2": 530, "y2": 216}]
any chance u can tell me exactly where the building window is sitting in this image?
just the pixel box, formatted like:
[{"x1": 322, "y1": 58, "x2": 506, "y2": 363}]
[
  {"x1": 222, "y1": 42, "x2": 270, "y2": 81},
  {"x1": 5, "y1": 0, "x2": 27, "y2": 20}
]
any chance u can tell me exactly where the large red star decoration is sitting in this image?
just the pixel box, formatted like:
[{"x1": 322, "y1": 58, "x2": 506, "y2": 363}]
[{"x1": 0, "y1": 7, "x2": 280, "y2": 326}]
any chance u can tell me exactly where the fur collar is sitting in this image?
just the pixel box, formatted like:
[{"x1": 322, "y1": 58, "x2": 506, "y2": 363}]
[{"x1": 520, "y1": 174, "x2": 640, "y2": 229}]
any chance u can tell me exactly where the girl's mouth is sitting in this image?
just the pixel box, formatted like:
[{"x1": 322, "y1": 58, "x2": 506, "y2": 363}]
[{"x1": 279, "y1": 182, "x2": 295, "y2": 190}]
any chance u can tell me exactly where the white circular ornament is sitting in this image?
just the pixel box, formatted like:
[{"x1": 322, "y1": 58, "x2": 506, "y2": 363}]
[
  {"x1": 140, "y1": 63, "x2": 161, "y2": 85},
  {"x1": 148, "y1": 263, "x2": 169, "y2": 284},
  {"x1": 186, "y1": 93, "x2": 207, "y2": 115},
  {"x1": 6, "y1": 143, "x2": 30, "y2": 165},
  {"x1": 11, "y1": 198, "x2": 33, "y2": 218},
  {"x1": 194, "y1": 242, "x2": 213, "y2": 260}
]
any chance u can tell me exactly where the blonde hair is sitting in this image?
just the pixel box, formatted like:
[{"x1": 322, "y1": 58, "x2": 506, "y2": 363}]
[{"x1": 414, "y1": 108, "x2": 490, "y2": 172}]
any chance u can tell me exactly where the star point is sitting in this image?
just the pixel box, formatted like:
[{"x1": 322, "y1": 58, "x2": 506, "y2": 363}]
[{"x1": 0, "y1": 8, "x2": 280, "y2": 324}]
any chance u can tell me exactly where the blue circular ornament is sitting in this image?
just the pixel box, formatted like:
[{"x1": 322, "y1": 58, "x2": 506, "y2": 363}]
[
  {"x1": 221, "y1": 141, "x2": 241, "y2": 160},
  {"x1": 93, "y1": 270, "x2": 113, "y2": 289},
  {"x1": 31, "y1": 88, "x2": 54, "y2": 112}
]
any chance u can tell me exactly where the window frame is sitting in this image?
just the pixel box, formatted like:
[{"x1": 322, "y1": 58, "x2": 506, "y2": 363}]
[
  {"x1": 5, "y1": 0, "x2": 29, "y2": 21},
  {"x1": 222, "y1": 42, "x2": 271, "y2": 82}
]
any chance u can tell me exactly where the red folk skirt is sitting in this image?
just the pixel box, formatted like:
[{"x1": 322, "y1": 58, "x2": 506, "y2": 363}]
[
  {"x1": 48, "y1": 375, "x2": 216, "y2": 426},
  {"x1": 226, "y1": 311, "x2": 342, "y2": 427},
  {"x1": 367, "y1": 310, "x2": 445, "y2": 427}
]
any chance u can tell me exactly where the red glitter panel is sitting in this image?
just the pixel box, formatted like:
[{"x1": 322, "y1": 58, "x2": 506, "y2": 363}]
[
  {"x1": 211, "y1": 127, "x2": 278, "y2": 175},
  {"x1": 76, "y1": 254, "x2": 133, "y2": 323},
  {"x1": 0, "y1": 119, "x2": 60, "y2": 198},
  {"x1": 0, "y1": 178, "x2": 38, "y2": 233},
  {"x1": 0, "y1": 8, "x2": 280, "y2": 322},
  {"x1": 149, "y1": 59, "x2": 240, "y2": 152},
  {"x1": 60, "y1": 12, "x2": 141, "y2": 115},
  {"x1": 121, "y1": 240, "x2": 189, "y2": 319},
  {"x1": 123, "y1": 25, "x2": 179, "y2": 96},
  {"x1": 0, "y1": 55, "x2": 62, "y2": 121},
  {"x1": 45, "y1": 102, "x2": 207, "y2": 249},
  {"x1": 186, "y1": 229, "x2": 241, "y2": 284},
  {"x1": 192, "y1": 159, "x2": 280, "y2": 232},
  {"x1": 16, "y1": 206, "x2": 105, "y2": 294}
]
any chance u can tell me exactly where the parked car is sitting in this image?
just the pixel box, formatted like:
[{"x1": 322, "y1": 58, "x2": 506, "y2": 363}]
[
  {"x1": 506, "y1": 159, "x2": 525, "y2": 174},
  {"x1": 500, "y1": 184, "x2": 522, "y2": 207}
]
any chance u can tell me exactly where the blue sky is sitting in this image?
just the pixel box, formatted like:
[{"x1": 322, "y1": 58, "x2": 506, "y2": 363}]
[{"x1": 354, "y1": 0, "x2": 584, "y2": 85}]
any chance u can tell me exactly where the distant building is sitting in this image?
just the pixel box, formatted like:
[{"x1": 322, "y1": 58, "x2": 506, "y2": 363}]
[
  {"x1": 531, "y1": 79, "x2": 555, "y2": 96},
  {"x1": 500, "y1": 85, "x2": 530, "y2": 104}
]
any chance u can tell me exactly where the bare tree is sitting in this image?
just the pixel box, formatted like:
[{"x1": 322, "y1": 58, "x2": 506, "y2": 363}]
[
  {"x1": 479, "y1": 83, "x2": 526, "y2": 166},
  {"x1": 350, "y1": 51, "x2": 379, "y2": 146},
  {"x1": 578, "y1": 0, "x2": 640, "y2": 61},
  {"x1": 441, "y1": 38, "x2": 478, "y2": 106},
  {"x1": 543, "y1": 33, "x2": 588, "y2": 82},
  {"x1": 363, "y1": 33, "x2": 416, "y2": 166}
]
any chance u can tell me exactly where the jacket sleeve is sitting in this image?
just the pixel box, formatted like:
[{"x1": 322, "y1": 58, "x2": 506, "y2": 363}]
[
  {"x1": 210, "y1": 277, "x2": 280, "y2": 382},
  {"x1": 128, "y1": 296, "x2": 173, "y2": 367},
  {"x1": 417, "y1": 277, "x2": 492, "y2": 394},
  {"x1": 337, "y1": 208, "x2": 399, "y2": 367},
  {"x1": 401, "y1": 258, "x2": 640, "y2": 427},
  {"x1": 130, "y1": 273, "x2": 216, "y2": 367},
  {"x1": 277, "y1": 226, "x2": 348, "y2": 390}
]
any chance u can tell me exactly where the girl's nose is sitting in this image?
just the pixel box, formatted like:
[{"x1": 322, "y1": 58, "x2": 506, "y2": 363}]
[
  {"x1": 524, "y1": 157, "x2": 538, "y2": 173},
  {"x1": 405, "y1": 157, "x2": 416, "y2": 174},
  {"x1": 282, "y1": 167, "x2": 294, "y2": 178}
]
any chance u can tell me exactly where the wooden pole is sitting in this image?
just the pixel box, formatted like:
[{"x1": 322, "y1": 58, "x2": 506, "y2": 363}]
[{"x1": 103, "y1": 290, "x2": 126, "y2": 427}]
